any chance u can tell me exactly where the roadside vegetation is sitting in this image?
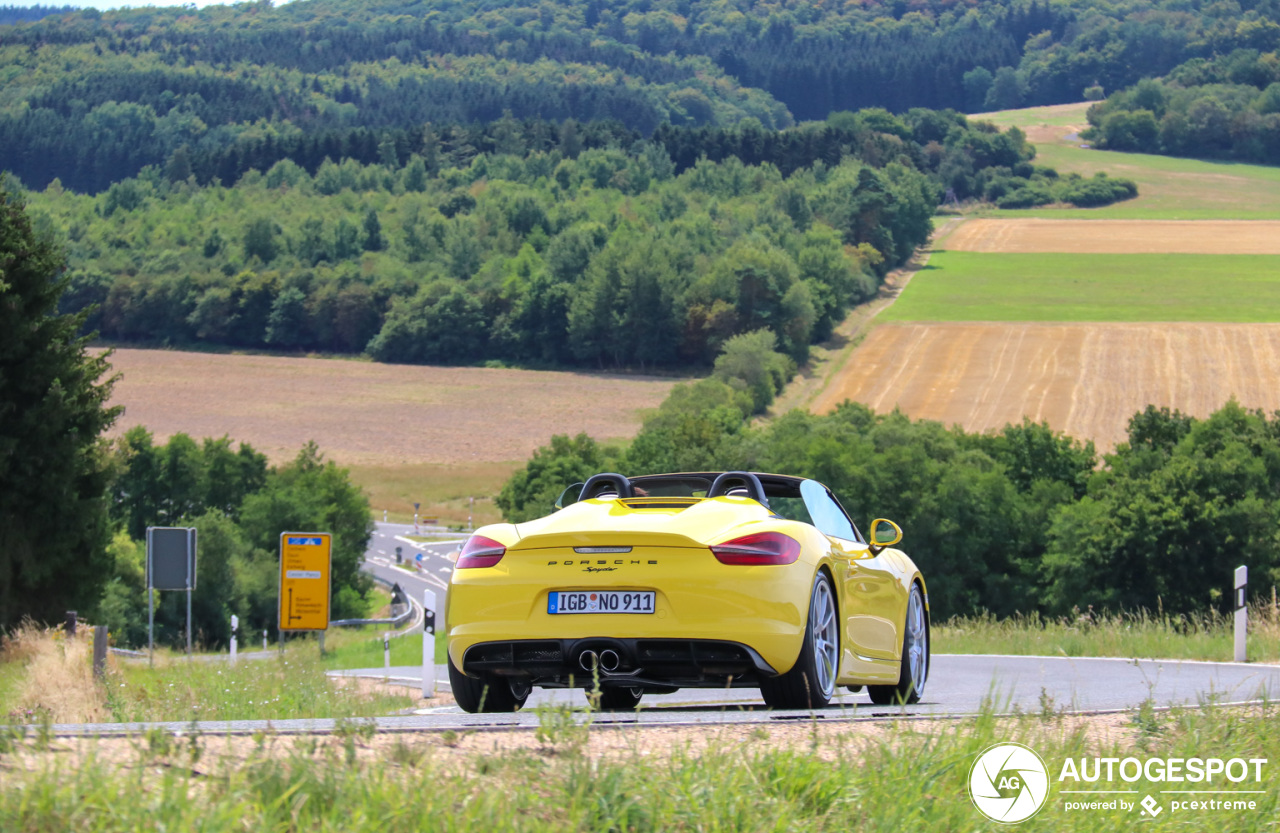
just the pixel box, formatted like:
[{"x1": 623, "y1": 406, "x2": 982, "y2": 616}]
[
  {"x1": 0, "y1": 623, "x2": 413, "y2": 725},
  {"x1": 101, "y1": 430, "x2": 375, "y2": 649},
  {"x1": 0, "y1": 699, "x2": 1274, "y2": 831},
  {"x1": 936, "y1": 605, "x2": 1280, "y2": 663}
]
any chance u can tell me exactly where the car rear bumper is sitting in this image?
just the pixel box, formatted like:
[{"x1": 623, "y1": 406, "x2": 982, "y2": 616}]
[{"x1": 459, "y1": 638, "x2": 779, "y2": 691}]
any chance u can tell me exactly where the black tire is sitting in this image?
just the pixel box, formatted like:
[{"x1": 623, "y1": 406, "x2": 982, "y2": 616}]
[
  {"x1": 447, "y1": 655, "x2": 529, "y2": 713},
  {"x1": 760, "y1": 572, "x2": 839, "y2": 710},
  {"x1": 596, "y1": 686, "x2": 644, "y2": 711},
  {"x1": 868, "y1": 583, "x2": 929, "y2": 705}
]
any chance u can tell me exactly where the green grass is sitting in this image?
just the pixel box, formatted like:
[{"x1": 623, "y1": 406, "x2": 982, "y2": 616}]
[
  {"x1": 2, "y1": 702, "x2": 1275, "y2": 831},
  {"x1": 882, "y1": 252, "x2": 1280, "y2": 322},
  {"x1": 0, "y1": 661, "x2": 23, "y2": 718},
  {"x1": 935, "y1": 608, "x2": 1280, "y2": 663},
  {"x1": 349, "y1": 461, "x2": 514, "y2": 526},
  {"x1": 104, "y1": 647, "x2": 414, "y2": 723},
  {"x1": 320, "y1": 627, "x2": 448, "y2": 669},
  {"x1": 972, "y1": 102, "x2": 1280, "y2": 219}
]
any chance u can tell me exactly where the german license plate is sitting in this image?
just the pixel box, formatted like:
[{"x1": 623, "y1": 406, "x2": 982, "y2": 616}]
[{"x1": 548, "y1": 590, "x2": 655, "y2": 614}]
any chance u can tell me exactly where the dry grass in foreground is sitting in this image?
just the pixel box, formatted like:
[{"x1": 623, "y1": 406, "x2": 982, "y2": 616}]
[
  {"x1": 0, "y1": 625, "x2": 414, "y2": 725},
  {"x1": 2, "y1": 622, "x2": 107, "y2": 724},
  {"x1": 101, "y1": 348, "x2": 677, "y2": 467}
]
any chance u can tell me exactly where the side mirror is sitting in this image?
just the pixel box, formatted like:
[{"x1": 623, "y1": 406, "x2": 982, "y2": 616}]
[
  {"x1": 554, "y1": 482, "x2": 585, "y2": 511},
  {"x1": 868, "y1": 518, "x2": 902, "y2": 556}
]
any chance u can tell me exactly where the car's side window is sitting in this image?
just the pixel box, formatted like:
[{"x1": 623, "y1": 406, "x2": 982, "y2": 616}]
[
  {"x1": 800, "y1": 480, "x2": 860, "y2": 543},
  {"x1": 768, "y1": 496, "x2": 814, "y2": 526}
]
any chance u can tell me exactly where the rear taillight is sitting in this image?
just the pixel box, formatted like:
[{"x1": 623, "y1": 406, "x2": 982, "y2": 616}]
[
  {"x1": 710, "y1": 532, "x2": 801, "y2": 565},
  {"x1": 456, "y1": 535, "x2": 506, "y2": 568}
]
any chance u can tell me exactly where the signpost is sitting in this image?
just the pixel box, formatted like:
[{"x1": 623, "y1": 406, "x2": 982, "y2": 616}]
[
  {"x1": 147, "y1": 526, "x2": 197, "y2": 665},
  {"x1": 422, "y1": 588, "x2": 437, "y2": 698},
  {"x1": 278, "y1": 533, "x2": 333, "y2": 638},
  {"x1": 1234, "y1": 565, "x2": 1248, "y2": 662}
]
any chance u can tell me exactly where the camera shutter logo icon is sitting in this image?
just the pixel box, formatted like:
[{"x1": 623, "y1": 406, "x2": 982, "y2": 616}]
[{"x1": 968, "y1": 742, "x2": 1050, "y2": 823}]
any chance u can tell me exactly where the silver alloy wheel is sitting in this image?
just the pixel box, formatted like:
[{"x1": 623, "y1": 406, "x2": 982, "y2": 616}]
[
  {"x1": 810, "y1": 577, "x2": 838, "y2": 699},
  {"x1": 905, "y1": 586, "x2": 928, "y2": 696}
]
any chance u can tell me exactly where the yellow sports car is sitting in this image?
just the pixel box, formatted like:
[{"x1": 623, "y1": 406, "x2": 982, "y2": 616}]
[{"x1": 446, "y1": 471, "x2": 929, "y2": 712}]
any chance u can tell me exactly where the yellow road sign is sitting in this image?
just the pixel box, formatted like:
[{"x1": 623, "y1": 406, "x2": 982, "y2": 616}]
[{"x1": 278, "y1": 533, "x2": 332, "y2": 631}]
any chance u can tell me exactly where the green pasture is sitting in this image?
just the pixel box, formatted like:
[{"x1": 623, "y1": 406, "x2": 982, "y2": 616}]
[
  {"x1": 884, "y1": 252, "x2": 1280, "y2": 322},
  {"x1": 972, "y1": 103, "x2": 1280, "y2": 219}
]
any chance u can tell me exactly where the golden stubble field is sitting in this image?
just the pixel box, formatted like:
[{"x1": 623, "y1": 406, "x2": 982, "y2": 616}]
[
  {"x1": 942, "y1": 218, "x2": 1280, "y2": 254},
  {"x1": 815, "y1": 323, "x2": 1280, "y2": 450},
  {"x1": 103, "y1": 349, "x2": 675, "y2": 465},
  {"x1": 818, "y1": 214, "x2": 1280, "y2": 448}
]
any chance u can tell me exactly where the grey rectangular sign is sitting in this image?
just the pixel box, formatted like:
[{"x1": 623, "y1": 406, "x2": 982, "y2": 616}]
[{"x1": 148, "y1": 527, "x2": 196, "y2": 591}]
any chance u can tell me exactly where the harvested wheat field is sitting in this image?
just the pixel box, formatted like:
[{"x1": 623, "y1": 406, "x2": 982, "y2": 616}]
[
  {"x1": 943, "y1": 219, "x2": 1280, "y2": 254},
  {"x1": 102, "y1": 349, "x2": 677, "y2": 466},
  {"x1": 814, "y1": 322, "x2": 1280, "y2": 450}
]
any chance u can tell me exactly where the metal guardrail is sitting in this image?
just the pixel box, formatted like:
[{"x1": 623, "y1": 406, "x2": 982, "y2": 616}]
[
  {"x1": 329, "y1": 605, "x2": 413, "y2": 628},
  {"x1": 329, "y1": 578, "x2": 415, "y2": 628}
]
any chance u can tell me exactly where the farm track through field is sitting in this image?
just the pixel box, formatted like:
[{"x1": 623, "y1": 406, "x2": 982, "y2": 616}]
[
  {"x1": 813, "y1": 323, "x2": 1280, "y2": 450},
  {"x1": 945, "y1": 219, "x2": 1280, "y2": 254},
  {"x1": 101, "y1": 349, "x2": 676, "y2": 466}
]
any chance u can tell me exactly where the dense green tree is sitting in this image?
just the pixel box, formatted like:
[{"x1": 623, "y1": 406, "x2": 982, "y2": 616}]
[
  {"x1": 243, "y1": 217, "x2": 279, "y2": 264},
  {"x1": 711, "y1": 329, "x2": 794, "y2": 414},
  {"x1": 1043, "y1": 402, "x2": 1280, "y2": 616},
  {"x1": 234, "y1": 442, "x2": 374, "y2": 621},
  {"x1": 0, "y1": 187, "x2": 120, "y2": 628},
  {"x1": 496, "y1": 433, "x2": 615, "y2": 524},
  {"x1": 361, "y1": 208, "x2": 385, "y2": 252}
]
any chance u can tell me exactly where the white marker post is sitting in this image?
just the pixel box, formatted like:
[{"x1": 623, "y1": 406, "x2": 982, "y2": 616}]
[
  {"x1": 230, "y1": 614, "x2": 238, "y2": 665},
  {"x1": 1235, "y1": 565, "x2": 1248, "y2": 662},
  {"x1": 422, "y1": 589, "x2": 437, "y2": 698},
  {"x1": 383, "y1": 632, "x2": 391, "y2": 676}
]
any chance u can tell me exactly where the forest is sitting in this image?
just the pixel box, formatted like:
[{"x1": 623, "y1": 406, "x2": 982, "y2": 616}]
[
  {"x1": 3, "y1": 0, "x2": 1278, "y2": 192},
  {"x1": 1082, "y1": 48, "x2": 1280, "y2": 164},
  {"x1": 19, "y1": 109, "x2": 1133, "y2": 370}
]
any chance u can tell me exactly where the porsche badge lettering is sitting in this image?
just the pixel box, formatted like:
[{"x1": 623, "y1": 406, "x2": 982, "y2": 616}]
[{"x1": 546, "y1": 559, "x2": 659, "y2": 568}]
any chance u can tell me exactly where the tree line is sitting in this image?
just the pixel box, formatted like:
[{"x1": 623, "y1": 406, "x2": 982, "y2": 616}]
[
  {"x1": 500, "y1": 379, "x2": 1280, "y2": 623},
  {"x1": 101, "y1": 431, "x2": 374, "y2": 649},
  {"x1": 25, "y1": 110, "x2": 1132, "y2": 371},
  {"x1": 1081, "y1": 50, "x2": 1280, "y2": 165},
  {"x1": 2, "y1": 0, "x2": 1275, "y2": 194}
]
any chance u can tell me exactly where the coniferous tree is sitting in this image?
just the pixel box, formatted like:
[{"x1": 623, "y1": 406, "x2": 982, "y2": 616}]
[{"x1": 0, "y1": 187, "x2": 120, "y2": 628}]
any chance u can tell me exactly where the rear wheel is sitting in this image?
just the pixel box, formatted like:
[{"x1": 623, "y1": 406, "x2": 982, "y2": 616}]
[
  {"x1": 596, "y1": 686, "x2": 644, "y2": 711},
  {"x1": 448, "y1": 655, "x2": 530, "y2": 713},
  {"x1": 868, "y1": 583, "x2": 929, "y2": 705},
  {"x1": 760, "y1": 572, "x2": 838, "y2": 710}
]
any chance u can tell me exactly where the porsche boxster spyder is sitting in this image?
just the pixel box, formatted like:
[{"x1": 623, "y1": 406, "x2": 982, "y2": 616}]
[{"x1": 445, "y1": 471, "x2": 929, "y2": 712}]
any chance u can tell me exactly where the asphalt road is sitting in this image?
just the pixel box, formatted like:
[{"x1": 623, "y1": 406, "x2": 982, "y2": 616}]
[
  {"x1": 361, "y1": 522, "x2": 463, "y2": 612},
  {"x1": 53, "y1": 654, "x2": 1280, "y2": 736}
]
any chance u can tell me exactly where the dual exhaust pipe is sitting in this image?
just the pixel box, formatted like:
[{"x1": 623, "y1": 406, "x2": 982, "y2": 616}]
[{"x1": 578, "y1": 648, "x2": 621, "y2": 672}]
